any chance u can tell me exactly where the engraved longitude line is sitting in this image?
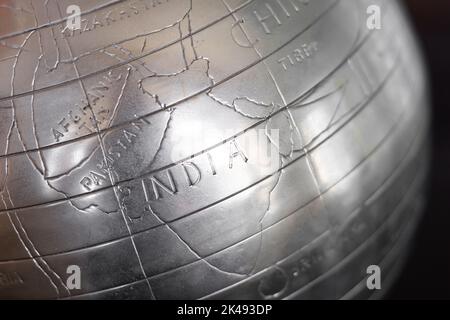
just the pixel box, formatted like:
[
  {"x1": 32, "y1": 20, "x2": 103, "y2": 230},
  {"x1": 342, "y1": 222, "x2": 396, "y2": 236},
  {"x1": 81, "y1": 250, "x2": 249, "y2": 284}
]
[
  {"x1": 11, "y1": 51, "x2": 45, "y2": 176},
  {"x1": 220, "y1": 0, "x2": 290, "y2": 274},
  {"x1": 30, "y1": 0, "x2": 52, "y2": 177},
  {"x1": 53, "y1": 0, "x2": 156, "y2": 300},
  {"x1": 270, "y1": 0, "x2": 382, "y2": 231},
  {"x1": 1, "y1": 11, "x2": 65, "y2": 297},
  {"x1": 4, "y1": 209, "x2": 59, "y2": 295},
  {"x1": 220, "y1": 0, "x2": 306, "y2": 106},
  {"x1": 0, "y1": 25, "x2": 35, "y2": 195},
  {"x1": 29, "y1": 42, "x2": 46, "y2": 175},
  {"x1": 42, "y1": 0, "x2": 61, "y2": 72},
  {"x1": 9, "y1": 202, "x2": 70, "y2": 296},
  {"x1": 103, "y1": 0, "x2": 250, "y2": 279},
  {"x1": 7, "y1": 3, "x2": 71, "y2": 297},
  {"x1": 223, "y1": 0, "x2": 343, "y2": 233},
  {"x1": 2, "y1": 191, "x2": 63, "y2": 297},
  {"x1": 28, "y1": 1, "x2": 104, "y2": 215},
  {"x1": 98, "y1": 0, "x2": 249, "y2": 279}
]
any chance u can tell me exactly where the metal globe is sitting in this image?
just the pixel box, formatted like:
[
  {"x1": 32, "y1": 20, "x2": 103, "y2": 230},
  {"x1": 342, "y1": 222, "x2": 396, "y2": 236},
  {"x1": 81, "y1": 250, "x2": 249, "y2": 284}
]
[{"x1": 0, "y1": 0, "x2": 429, "y2": 299}]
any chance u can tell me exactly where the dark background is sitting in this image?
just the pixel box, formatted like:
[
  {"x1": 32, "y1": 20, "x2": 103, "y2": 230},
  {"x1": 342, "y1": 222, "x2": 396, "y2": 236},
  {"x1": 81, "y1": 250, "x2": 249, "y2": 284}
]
[{"x1": 388, "y1": 1, "x2": 450, "y2": 299}]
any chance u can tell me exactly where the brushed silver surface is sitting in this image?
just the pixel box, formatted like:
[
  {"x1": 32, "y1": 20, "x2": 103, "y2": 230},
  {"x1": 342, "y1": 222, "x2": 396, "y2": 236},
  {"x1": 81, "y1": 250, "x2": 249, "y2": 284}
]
[{"x1": 0, "y1": 0, "x2": 429, "y2": 299}]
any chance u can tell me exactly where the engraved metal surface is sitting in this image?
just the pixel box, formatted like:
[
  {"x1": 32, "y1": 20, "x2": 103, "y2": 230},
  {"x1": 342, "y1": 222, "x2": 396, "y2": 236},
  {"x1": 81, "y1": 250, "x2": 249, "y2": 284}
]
[{"x1": 0, "y1": 0, "x2": 429, "y2": 299}]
